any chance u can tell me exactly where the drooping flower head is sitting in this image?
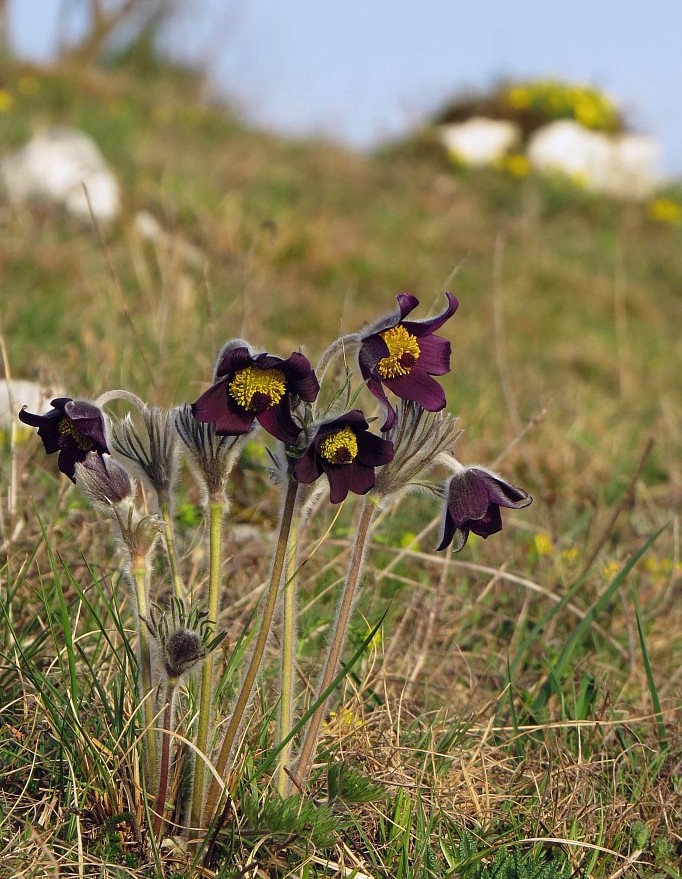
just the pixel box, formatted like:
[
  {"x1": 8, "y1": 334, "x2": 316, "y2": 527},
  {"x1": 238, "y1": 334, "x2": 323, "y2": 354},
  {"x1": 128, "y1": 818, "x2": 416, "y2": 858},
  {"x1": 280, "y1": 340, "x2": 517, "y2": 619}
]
[
  {"x1": 357, "y1": 292, "x2": 458, "y2": 431},
  {"x1": 437, "y1": 466, "x2": 532, "y2": 552},
  {"x1": 191, "y1": 343, "x2": 320, "y2": 445},
  {"x1": 74, "y1": 451, "x2": 134, "y2": 509},
  {"x1": 293, "y1": 409, "x2": 394, "y2": 504},
  {"x1": 18, "y1": 396, "x2": 109, "y2": 482}
]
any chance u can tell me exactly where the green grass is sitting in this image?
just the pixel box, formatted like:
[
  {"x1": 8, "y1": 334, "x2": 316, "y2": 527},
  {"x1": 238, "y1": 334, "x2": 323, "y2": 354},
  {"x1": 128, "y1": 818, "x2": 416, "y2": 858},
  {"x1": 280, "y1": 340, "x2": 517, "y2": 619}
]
[{"x1": 1, "y1": 46, "x2": 681, "y2": 878}]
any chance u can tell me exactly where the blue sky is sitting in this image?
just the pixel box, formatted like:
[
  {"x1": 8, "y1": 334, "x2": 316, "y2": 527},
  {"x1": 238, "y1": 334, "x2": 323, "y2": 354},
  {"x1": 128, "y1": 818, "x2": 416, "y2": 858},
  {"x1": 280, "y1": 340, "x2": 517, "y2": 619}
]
[{"x1": 8, "y1": 0, "x2": 682, "y2": 175}]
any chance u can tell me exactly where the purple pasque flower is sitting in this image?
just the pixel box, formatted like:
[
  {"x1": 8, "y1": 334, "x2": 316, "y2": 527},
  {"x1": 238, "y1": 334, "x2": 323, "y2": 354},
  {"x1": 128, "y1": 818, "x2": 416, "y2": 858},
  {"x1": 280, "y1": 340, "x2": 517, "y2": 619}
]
[
  {"x1": 437, "y1": 466, "x2": 532, "y2": 552},
  {"x1": 358, "y1": 292, "x2": 458, "y2": 431},
  {"x1": 18, "y1": 397, "x2": 109, "y2": 482},
  {"x1": 293, "y1": 410, "x2": 394, "y2": 504},
  {"x1": 191, "y1": 344, "x2": 320, "y2": 445}
]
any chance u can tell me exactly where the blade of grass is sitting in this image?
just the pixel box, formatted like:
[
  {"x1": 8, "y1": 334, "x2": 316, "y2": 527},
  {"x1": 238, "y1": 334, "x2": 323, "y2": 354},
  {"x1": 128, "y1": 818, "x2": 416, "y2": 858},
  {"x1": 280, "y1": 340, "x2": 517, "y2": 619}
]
[
  {"x1": 532, "y1": 525, "x2": 666, "y2": 712},
  {"x1": 632, "y1": 587, "x2": 669, "y2": 751}
]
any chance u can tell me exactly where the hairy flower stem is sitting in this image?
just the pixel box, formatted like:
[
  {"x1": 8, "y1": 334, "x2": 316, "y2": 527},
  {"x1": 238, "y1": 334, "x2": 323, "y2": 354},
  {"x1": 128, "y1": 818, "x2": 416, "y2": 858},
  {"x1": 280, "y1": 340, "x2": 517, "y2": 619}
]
[
  {"x1": 203, "y1": 479, "x2": 299, "y2": 825},
  {"x1": 152, "y1": 679, "x2": 177, "y2": 838},
  {"x1": 190, "y1": 500, "x2": 224, "y2": 832},
  {"x1": 315, "y1": 335, "x2": 352, "y2": 387},
  {"x1": 132, "y1": 560, "x2": 158, "y2": 789},
  {"x1": 159, "y1": 501, "x2": 184, "y2": 601},
  {"x1": 292, "y1": 498, "x2": 376, "y2": 791},
  {"x1": 275, "y1": 512, "x2": 301, "y2": 796}
]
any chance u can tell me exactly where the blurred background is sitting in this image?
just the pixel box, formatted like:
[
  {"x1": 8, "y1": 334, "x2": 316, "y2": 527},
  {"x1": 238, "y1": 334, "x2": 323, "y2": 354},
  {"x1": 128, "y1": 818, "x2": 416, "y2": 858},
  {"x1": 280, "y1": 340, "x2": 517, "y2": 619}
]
[{"x1": 5, "y1": 0, "x2": 682, "y2": 172}]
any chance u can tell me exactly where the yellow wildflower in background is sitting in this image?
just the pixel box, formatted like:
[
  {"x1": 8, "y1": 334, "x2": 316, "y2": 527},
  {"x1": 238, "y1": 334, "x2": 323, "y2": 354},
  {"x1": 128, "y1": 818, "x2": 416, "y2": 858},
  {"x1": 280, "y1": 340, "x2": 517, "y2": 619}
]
[
  {"x1": 503, "y1": 154, "x2": 530, "y2": 178},
  {"x1": 0, "y1": 89, "x2": 13, "y2": 113},
  {"x1": 323, "y1": 707, "x2": 363, "y2": 733},
  {"x1": 507, "y1": 85, "x2": 531, "y2": 109},
  {"x1": 533, "y1": 533, "x2": 553, "y2": 556},
  {"x1": 503, "y1": 79, "x2": 619, "y2": 132},
  {"x1": 648, "y1": 197, "x2": 682, "y2": 225},
  {"x1": 601, "y1": 560, "x2": 621, "y2": 580},
  {"x1": 560, "y1": 547, "x2": 580, "y2": 565}
]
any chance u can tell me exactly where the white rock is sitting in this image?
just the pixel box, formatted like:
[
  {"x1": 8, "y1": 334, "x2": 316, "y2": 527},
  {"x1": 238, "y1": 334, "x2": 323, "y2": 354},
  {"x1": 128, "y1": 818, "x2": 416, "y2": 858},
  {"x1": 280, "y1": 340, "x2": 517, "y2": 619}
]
[
  {"x1": 0, "y1": 380, "x2": 63, "y2": 431},
  {"x1": 527, "y1": 120, "x2": 660, "y2": 199},
  {"x1": 528, "y1": 120, "x2": 613, "y2": 189},
  {"x1": 610, "y1": 133, "x2": 660, "y2": 199},
  {"x1": 0, "y1": 128, "x2": 121, "y2": 224},
  {"x1": 438, "y1": 117, "x2": 520, "y2": 166}
]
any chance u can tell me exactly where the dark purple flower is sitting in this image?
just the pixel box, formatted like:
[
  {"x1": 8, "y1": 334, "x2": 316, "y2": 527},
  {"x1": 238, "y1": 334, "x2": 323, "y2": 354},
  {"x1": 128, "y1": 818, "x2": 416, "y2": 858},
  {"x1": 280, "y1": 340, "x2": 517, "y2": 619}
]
[
  {"x1": 358, "y1": 292, "x2": 458, "y2": 431},
  {"x1": 437, "y1": 467, "x2": 532, "y2": 552},
  {"x1": 191, "y1": 345, "x2": 320, "y2": 445},
  {"x1": 18, "y1": 397, "x2": 109, "y2": 482},
  {"x1": 293, "y1": 410, "x2": 394, "y2": 504}
]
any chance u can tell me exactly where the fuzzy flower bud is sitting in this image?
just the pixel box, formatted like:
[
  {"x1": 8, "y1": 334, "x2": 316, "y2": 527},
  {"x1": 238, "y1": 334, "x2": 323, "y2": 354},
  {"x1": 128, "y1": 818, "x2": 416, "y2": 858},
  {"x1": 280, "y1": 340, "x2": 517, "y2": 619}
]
[
  {"x1": 74, "y1": 452, "x2": 134, "y2": 510},
  {"x1": 110, "y1": 406, "x2": 179, "y2": 509},
  {"x1": 373, "y1": 400, "x2": 461, "y2": 504},
  {"x1": 174, "y1": 403, "x2": 242, "y2": 504},
  {"x1": 143, "y1": 599, "x2": 227, "y2": 683}
]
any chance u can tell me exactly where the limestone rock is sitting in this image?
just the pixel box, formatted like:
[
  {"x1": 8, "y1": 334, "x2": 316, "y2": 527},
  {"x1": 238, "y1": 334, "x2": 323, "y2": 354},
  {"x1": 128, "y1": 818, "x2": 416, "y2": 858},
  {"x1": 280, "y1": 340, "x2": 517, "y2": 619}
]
[
  {"x1": 527, "y1": 120, "x2": 660, "y2": 199},
  {"x1": 438, "y1": 117, "x2": 520, "y2": 166},
  {"x1": 0, "y1": 127, "x2": 121, "y2": 224}
]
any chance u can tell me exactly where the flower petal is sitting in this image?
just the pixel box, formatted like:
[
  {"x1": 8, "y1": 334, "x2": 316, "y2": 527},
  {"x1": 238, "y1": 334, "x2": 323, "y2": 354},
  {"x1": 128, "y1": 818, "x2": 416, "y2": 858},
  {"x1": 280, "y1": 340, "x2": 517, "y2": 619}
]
[
  {"x1": 313, "y1": 409, "x2": 368, "y2": 444},
  {"x1": 64, "y1": 400, "x2": 108, "y2": 451},
  {"x1": 214, "y1": 345, "x2": 254, "y2": 379},
  {"x1": 402, "y1": 292, "x2": 458, "y2": 337},
  {"x1": 293, "y1": 447, "x2": 323, "y2": 484},
  {"x1": 357, "y1": 431, "x2": 394, "y2": 467},
  {"x1": 359, "y1": 372, "x2": 396, "y2": 431},
  {"x1": 281, "y1": 352, "x2": 320, "y2": 402},
  {"x1": 446, "y1": 472, "x2": 491, "y2": 527},
  {"x1": 324, "y1": 461, "x2": 353, "y2": 504},
  {"x1": 414, "y1": 334, "x2": 451, "y2": 376},
  {"x1": 396, "y1": 293, "x2": 420, "y2": 320},
  {"x1": 358, "y1": 334, "x2": 389, "y2": 374},
  {"x1": 18, "y1": 407, "x2": 61, "y2": 453},
  {"x1": 472, "y1": 469, "x2": 532, "y2": 509},
  {"x1": 348, "y1": 462, "x2": 377, "y2": 496},
  {"x1": 257, "y1": 401, "x2": 301, "y2": 445},
  {"x1": 384, "y1": 369, "x2": 446, "y2": 412},
  {"x1": 470, "y1": 503, "x2": 503, "y2": 538},
  {"x1": 57, "y1": 447, "x2": 81, "y2": 481},
  {"x1": 192, "y1": 380, "x2": 254, "y2": 435}
]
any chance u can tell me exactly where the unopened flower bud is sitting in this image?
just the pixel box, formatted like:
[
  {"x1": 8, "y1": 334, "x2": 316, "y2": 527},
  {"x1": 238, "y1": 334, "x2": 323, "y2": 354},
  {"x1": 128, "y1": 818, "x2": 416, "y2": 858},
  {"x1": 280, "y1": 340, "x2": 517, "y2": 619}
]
[{"x1": 75, "y1": 452, "x2": 133, "y2": 509}]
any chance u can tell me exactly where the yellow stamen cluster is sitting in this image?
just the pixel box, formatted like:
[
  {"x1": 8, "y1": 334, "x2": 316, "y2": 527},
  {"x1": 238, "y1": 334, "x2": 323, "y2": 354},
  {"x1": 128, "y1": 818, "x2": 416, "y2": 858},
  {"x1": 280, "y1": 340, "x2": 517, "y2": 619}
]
[
  {"x1": 377, "y1": 325, "x2": 421, "y2": 379},
  {"x1": 58, "y1": 417, "x2": 94, "y2": 451},
  {"x1": 319, "y1": 426, "x2": 358, "y2": 465},
  {"x1": 229, "y1": 366, "x2": 287, "y2": 411}
]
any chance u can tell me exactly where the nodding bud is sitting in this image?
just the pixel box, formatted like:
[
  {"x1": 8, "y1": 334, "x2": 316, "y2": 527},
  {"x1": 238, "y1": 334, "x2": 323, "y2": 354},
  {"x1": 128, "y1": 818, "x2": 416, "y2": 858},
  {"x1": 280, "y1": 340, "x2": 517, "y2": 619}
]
[
  {"x1": 163, "y1": 628, "x2": 205, "y2": 679},
  {"x1": 75, "y1": 452, "x2": 133, "y2": 509}
]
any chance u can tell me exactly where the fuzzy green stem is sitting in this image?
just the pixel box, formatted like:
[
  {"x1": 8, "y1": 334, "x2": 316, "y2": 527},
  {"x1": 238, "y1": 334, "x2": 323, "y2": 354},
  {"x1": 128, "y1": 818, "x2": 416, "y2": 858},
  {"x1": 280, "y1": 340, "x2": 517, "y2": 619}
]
[
  {"x1": 203, "y1": 479, "x2": 299, "y2": 825},
  {"x1": 190, "y1": 500, "x2": 224, "y2": 831},
  {"x1": 132, "y1": 561, "x2": 158, "y2": 788},
  {"x1": 292, "y1": 498, "x2": 376, "y2": 791},
  {"x1": 160, "y1": 501, "x2": 184, "y2": 601},
  {"x1": 153, "y1": 679, "x2": 177, "y2": 838},
  {"x1": 276, "y1": 512, "x2": 301, "y2": 796}
]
